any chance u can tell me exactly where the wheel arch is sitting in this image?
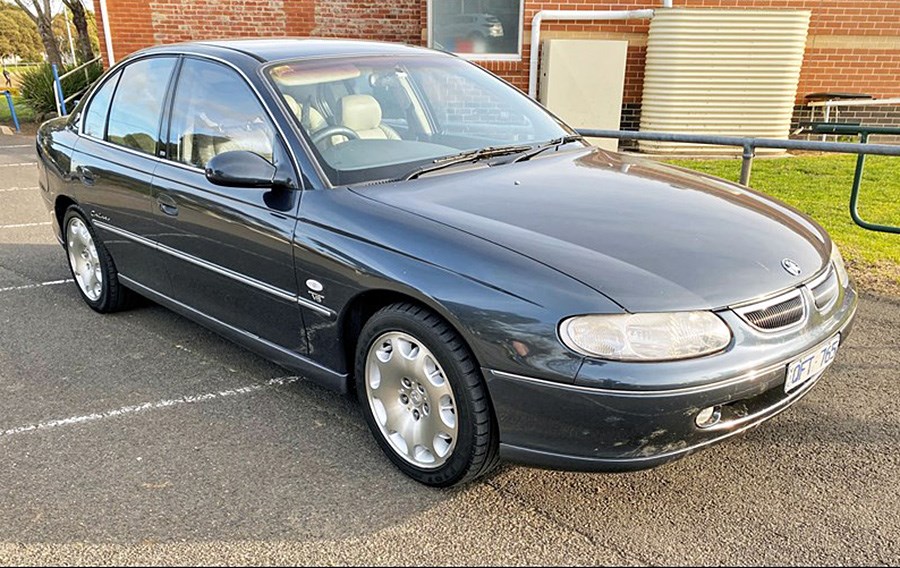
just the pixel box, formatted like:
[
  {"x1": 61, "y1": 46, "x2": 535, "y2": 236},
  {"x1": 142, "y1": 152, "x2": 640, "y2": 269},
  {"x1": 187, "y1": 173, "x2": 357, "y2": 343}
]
[
  {"x1": 54, "y1": 195, "x2": 78, "y2": 241},
  {"x1": 340, "y1": 288, "x2": 480, "y2": 396}
]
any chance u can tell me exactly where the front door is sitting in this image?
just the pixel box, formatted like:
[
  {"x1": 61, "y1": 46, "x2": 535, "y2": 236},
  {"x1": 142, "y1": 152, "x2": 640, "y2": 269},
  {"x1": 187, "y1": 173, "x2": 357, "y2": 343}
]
[{"x1": 150, "y1": 57, "x2": 306, "y2": 353}]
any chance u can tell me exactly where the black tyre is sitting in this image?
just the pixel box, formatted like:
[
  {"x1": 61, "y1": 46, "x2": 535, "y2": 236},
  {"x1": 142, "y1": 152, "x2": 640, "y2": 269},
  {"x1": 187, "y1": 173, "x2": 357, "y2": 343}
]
[
  {"x1": 63, "y1": 206, "x2": 133, "y2": 313},
  {"x1": 355, "y1": 302, "x2": 499, "y2": 487}
]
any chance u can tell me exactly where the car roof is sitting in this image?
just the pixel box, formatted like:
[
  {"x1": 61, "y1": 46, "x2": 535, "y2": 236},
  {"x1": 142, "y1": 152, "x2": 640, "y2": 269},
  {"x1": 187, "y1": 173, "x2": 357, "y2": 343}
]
[{"x1": 138, "y1": 38, "x2": 441, "y2": 64}]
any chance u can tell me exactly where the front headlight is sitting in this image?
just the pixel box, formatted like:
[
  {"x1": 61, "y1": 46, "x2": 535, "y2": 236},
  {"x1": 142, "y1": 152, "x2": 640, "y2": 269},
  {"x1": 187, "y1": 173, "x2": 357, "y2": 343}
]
[
  {"x1": 830, "y1": 242, "x2": 850, "y2": 288},
  {"x1": 559, "y1": 312, "x2": 732, "y2": 361}
]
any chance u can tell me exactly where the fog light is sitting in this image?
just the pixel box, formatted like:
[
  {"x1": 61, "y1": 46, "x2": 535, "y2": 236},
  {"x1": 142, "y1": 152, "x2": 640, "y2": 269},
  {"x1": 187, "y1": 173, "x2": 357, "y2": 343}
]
[{"x1": 695, "y1": 405, "x2": 722, "y2": 428}]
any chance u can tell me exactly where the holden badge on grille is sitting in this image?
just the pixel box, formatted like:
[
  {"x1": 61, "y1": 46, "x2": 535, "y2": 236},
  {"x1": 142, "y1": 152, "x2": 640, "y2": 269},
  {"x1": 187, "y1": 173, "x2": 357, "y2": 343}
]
[{"x1": 782, "y1": 258, "x2": 802, "y2": 276}]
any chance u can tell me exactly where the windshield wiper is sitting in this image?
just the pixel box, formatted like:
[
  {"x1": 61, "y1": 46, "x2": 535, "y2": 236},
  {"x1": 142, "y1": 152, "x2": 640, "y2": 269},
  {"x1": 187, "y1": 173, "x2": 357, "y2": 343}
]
[
  {"x1": 511, "y1": 134, "x2": 585, "y2": 163},
  {"x1": 401, "y1": 144, "x2": 533, "y2": 181}
]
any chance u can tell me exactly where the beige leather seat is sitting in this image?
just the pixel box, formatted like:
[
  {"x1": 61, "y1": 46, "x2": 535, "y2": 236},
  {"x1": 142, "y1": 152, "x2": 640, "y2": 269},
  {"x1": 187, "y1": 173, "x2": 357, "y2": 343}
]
[
  {"x1": 180, "y1": 112, "x2": 273, "y2": 168},
  {"x1": 200, "y1": 129, "x2": 272, "y2": 166},
  {"x1": 340, "y1": 94, "x2": 401, "y2": 140},
  {"x1": 283, "y1": 94, "x2": 328, "y2": 132},
  {"x1": 284, "y1": 93, "x2": 352, "y2": 146}
]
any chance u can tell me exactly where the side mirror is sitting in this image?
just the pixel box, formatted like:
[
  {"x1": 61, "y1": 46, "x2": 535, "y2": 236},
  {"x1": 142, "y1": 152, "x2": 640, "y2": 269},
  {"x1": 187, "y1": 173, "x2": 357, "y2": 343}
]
[{"x1": 205, "y1": 151, "x2": 279, "y2": 188}]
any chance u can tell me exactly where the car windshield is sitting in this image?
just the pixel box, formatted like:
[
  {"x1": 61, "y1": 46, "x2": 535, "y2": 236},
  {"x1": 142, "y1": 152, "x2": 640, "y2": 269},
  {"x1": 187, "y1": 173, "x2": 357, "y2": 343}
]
[{"x1": 265, "y1": 54, "x2": 571, "y2": 186}]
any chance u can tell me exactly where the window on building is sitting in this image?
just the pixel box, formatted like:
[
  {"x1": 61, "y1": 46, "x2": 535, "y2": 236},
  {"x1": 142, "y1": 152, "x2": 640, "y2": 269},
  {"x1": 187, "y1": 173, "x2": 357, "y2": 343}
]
[
  {"x1": 428, "y1": 0, "x2": 523, "y2": 60},
  {"x1": 167, "y1": 58, "x2": 275, "y2": 169},
  {"x1": 106, "y1": 57, "x2": 177, "y2": 155},
  {"x1": 82, "y1": 69, "x2": 121, "y2": 139}
]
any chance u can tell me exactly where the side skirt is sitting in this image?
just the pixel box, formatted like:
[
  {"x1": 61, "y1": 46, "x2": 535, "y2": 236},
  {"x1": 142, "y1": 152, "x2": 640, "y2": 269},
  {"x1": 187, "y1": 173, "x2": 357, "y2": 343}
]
[{"x1": 118, "y1": 275, "x2": 350, "y2": 394}]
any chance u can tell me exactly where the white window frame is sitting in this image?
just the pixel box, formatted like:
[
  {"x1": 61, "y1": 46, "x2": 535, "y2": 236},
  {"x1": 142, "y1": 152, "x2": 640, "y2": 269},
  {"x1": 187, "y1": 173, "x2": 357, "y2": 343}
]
[{"x1": 426, "y1": 0, "x2": 524, "y2": 62}]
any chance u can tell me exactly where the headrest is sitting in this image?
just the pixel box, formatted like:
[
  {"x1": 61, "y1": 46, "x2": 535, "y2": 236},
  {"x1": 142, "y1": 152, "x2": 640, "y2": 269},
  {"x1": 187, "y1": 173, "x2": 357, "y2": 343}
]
[
  {"x1": 283, "y1": 94, "x2": 301, "y2": 117},
  {"x1": 341, "y1": 94, "x2": 382, "y2": 132},
  {"x1": 282, "y1": 94, "x2": 328, "y2": 132}
]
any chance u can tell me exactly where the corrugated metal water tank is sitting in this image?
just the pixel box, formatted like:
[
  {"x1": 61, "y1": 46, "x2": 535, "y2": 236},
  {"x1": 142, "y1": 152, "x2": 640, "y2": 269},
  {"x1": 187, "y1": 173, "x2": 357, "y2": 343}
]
[{"x1": 639, "y1": 9, "x2": 810, "y2": 154}]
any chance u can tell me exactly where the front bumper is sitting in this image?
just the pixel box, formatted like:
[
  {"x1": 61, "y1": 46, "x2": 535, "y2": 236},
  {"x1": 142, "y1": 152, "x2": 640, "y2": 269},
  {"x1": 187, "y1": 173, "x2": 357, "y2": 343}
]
[{"x1": 486, "y1": 283, "x2": 858, "y2": 472}]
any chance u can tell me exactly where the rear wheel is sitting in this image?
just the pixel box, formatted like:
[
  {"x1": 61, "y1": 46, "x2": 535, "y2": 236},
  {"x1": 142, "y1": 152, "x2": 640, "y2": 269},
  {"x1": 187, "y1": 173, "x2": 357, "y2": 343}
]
[
  {"x1": 356, "y1": 303, "x2": 499, "y2": 487},
  {"x1": 63, "y1": 206, "x2": 132, "y2": 313}
]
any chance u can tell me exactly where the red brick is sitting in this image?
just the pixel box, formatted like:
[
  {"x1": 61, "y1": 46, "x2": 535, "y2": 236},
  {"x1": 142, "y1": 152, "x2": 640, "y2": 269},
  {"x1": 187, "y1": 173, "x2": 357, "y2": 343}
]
[{"x1": 93, "y1": 0, "x2": 900, "y2": 101}]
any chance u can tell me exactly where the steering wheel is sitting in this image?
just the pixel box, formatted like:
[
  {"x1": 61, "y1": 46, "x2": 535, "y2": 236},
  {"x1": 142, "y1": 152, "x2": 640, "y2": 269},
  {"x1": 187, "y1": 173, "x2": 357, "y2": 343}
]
[{"x1": 312, "y1": 125, "x2": 360, "y2": 145}]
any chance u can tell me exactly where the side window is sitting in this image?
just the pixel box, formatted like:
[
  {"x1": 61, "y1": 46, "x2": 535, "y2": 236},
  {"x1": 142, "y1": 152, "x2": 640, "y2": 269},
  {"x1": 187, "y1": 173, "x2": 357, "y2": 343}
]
[
  {"x1": 168, "y1": 58, "x2": 274, "y2": 169},
  {"x1": 107, "y1": 57, "x2": 177, "y2": 155},
  {"x1": 83, "y1": 70, "x2": 121, "y2": 138}
]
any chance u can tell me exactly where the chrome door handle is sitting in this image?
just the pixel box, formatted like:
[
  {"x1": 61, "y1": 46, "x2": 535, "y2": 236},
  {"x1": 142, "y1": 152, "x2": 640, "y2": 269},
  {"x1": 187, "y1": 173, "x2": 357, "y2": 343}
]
[
  {"x1": 156, "y1": 195, "x2": 179, "y2": 217},
  {"x1": 78, "y1": 166, "x2": 96, "y2": 185}
]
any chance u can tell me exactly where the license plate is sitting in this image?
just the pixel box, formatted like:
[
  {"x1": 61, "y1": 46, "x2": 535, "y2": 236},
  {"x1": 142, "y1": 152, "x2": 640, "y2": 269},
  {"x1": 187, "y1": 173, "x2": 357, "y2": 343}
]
[{"x1": 785, "y1": 334, "x2": 841, "y2": 393}]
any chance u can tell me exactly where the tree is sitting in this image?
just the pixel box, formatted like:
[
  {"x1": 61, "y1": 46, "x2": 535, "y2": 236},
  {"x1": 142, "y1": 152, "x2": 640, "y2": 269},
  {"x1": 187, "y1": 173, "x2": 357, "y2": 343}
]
[
  {"x1": 85, "y1": 9, "x2": 99, "y2": 56},
  {"x1": 11, "y1": 0, "x2": 63, "y2": 68},
  {"x1": 52, "y1": 9, "x2": 99, "y2": 64},
  {"x1": 0, "y1": 4, "x2": 42, "y2": 62},
  {"x1": 60, "y1": 0, "x2": 93, "y2": 63},
  {"x1": 51, "y1": 13, "x2": 72, "y2": 61}
]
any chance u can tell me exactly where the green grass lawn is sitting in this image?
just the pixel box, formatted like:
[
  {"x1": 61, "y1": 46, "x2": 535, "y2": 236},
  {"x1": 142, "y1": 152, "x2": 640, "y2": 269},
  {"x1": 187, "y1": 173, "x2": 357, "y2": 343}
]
[
  {"x1": 668, "y1": 154, "x2": 900, "y2": 294},
  {"x1": 2, "y1": 66, "x2": 39, "y2": 128},
  {"x1": 0, "y1": 94, "x2": 36, "y2": 127}
]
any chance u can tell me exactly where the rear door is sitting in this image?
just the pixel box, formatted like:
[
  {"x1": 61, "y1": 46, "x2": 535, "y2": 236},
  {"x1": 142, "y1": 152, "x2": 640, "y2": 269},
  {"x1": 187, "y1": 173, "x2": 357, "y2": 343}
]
[
  {"x1": 71, "y1": 56, "x2": 178, "y2": 293},
  {"x1": 150, "y1": 56, "x2": 306, "y2": 353}
]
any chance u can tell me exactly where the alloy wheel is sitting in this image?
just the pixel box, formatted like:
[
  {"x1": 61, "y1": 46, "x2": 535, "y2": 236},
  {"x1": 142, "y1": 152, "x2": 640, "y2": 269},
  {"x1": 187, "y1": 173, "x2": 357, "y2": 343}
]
[
  {"x1": 67, "y1": 217, "x2": 103, "y2": 302},
  {"x1": 364, "y1": 331, "x2": 459, "y2": 469}
]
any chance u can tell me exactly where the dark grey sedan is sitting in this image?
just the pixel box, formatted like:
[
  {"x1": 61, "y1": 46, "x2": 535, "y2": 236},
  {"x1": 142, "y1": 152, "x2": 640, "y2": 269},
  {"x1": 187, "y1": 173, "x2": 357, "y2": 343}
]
[{"x1": 36, "y1": 39, "x2": 857, "y2": 487}]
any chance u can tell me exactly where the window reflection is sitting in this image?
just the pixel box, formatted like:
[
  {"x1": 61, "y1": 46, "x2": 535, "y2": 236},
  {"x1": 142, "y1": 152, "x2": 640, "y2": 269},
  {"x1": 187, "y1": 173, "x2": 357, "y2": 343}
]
[
  {"x1": 168, "y1": 58, "x2": 274, "y2": 169},
  {"x1": 83, "y1": 70, "x2": 121, "y2": 139},
  {"x1": 107, "y1": 57, "x2": 176, "y2": 155}
]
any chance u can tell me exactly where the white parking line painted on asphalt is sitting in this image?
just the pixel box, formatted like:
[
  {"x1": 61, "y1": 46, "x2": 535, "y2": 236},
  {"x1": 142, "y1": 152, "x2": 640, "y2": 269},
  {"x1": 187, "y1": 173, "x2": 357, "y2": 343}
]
[
  {"x1": 0, "y1": 162, "x2": 37, "y2": 168},
  {"x1": 0, "y1": 222, "x2": 50, "y2": 229},
  {"x1": 0, "y1": 279, "x2": 74, "y2": 294},
  {"x1": 0, "y1": 144, "x2": 33, "y2": 149},
  {"x1": 0, "y1": 186, "x2": 39, "y2": 193},
  {"x1": 0, "y1": 376, "x2": 303, "y2": 438}
]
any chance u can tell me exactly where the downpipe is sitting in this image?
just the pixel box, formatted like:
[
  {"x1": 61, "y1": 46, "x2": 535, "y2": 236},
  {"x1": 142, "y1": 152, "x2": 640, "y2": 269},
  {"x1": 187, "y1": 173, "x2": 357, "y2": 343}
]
[{"x1": 98, "y1": 0, "x2": 116, "y2": 65}]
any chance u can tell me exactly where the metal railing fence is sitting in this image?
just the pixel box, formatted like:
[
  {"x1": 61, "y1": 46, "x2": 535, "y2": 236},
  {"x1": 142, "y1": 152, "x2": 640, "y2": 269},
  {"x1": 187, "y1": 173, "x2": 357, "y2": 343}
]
[{"x1": 576, "y1": 127, "x2": 900, "y2": 235}]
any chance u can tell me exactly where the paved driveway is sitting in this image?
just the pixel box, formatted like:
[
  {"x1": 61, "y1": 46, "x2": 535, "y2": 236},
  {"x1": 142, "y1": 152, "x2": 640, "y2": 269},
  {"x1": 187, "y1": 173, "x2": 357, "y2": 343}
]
[{"x1": 0, "y1": 133, "x2": 898, "y2": 565}]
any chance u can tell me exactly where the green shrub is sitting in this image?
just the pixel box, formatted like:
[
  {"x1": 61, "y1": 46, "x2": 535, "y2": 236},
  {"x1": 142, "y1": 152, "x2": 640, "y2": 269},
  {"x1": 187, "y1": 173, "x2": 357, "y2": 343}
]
[{"x1": 18, "y1": 61, "x2": 103, "y2": 117}]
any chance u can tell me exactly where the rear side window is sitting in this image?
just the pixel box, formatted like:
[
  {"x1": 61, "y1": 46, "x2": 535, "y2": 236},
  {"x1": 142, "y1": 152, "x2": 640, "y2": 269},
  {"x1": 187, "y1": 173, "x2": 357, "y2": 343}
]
[
  {"x1": 107, "y1": 57, "x2": 177, "y2": 155},
  {"x1": 167, "y1": 58, "x2": 274, "y2": 169},
  {"x1": 83, "y1": 70, "x2": 121, "y2": 138}
]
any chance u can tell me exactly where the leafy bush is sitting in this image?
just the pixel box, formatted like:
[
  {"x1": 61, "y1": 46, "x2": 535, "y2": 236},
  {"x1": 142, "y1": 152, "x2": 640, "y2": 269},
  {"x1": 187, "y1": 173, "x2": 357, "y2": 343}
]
[{"x1": 18, "y1": 61, "x2": 103, "y2": 117}]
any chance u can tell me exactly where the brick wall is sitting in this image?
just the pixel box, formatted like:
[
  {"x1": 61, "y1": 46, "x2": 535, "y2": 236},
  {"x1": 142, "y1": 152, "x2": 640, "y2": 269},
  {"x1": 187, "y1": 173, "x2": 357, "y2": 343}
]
[
  {"x1": 93, "y1": 0, "x2": 155, "y2": 67},
  {"x1": 313, "y1": 0, "x2": 420, "y2": 44},
  {"x1": 149, "y1": 0, "x2": 290, "y2": 43},
  {"x1": 93, "y1": 0, "x2": 418, "y2": 65},
  {"x1": 93, "y1": 0, "x2": 317, "y2": 64},
  {"x1": 513, "y1": 0, "x2": 900, "y2": 101},
  {"x1": 799, "y1": 49, "x2": 900, "y2": 99},
  {"x1": 94, "y1": 0, "x2": 900, "y2": 132},
  {"x1": 792, "y1": 103, "x2": 900, "y2": 144},
  {"x1": 510, "y1": 1, "x2": 900, "y2": 133}
]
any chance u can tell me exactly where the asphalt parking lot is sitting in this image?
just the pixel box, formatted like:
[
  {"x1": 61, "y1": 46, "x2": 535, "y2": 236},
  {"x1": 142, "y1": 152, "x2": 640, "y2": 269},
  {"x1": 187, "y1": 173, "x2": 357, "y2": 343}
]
[{"x1": 0, "y1": 132, "x2": 898, "y2": 566}]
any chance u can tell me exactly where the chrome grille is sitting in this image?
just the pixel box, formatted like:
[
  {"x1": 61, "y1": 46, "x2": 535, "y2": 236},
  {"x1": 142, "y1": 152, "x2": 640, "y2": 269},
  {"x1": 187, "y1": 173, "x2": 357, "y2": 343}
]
[
  {"x1": 736, "y1": 290, "x2": 805, "y2": 331},
  {"x1": 809, "y1": 268, "x2": 839, "y2": 311}
]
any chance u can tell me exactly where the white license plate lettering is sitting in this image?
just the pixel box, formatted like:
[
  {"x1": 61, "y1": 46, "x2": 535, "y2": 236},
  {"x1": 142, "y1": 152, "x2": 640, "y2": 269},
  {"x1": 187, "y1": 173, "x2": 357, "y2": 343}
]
[{"x1": 785, "y1": 334, "x2": 840, "y2": 393}]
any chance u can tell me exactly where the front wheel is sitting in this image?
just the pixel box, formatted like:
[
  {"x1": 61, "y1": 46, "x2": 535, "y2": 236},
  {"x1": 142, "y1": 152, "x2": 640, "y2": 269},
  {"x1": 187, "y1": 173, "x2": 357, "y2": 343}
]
[{"x1": 356, "y1": 303, "x2": 499, "y2": 487}]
